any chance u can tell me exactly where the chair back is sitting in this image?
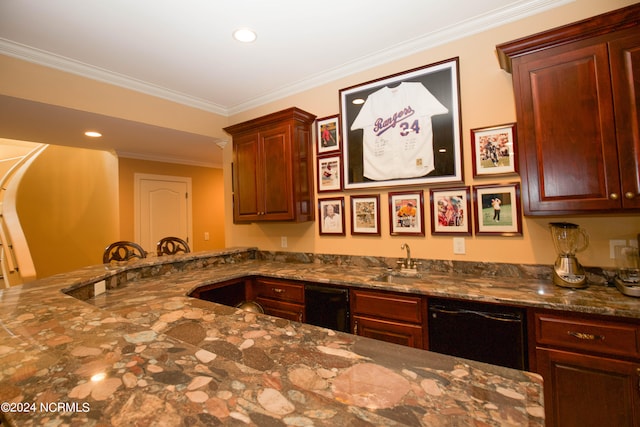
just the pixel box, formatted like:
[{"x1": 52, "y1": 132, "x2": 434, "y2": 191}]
[
  {"x1": 103, "y1": 241, "x2": 147, "y2": 263},
  {"x1": 156, "y1": 236, "x2": 190, "y2": 256}
]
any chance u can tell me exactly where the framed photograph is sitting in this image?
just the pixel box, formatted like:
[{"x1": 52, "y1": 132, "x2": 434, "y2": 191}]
[
  {"x1": 317, "y1": 155, "x2": 342, "y2": 193},
  {"x1": 473, "y1": 183, "x2": 522, "y2": 236},
  {"x1": 318, "y1": 197, "x2": 345, "y2": 236},
  {"x1": 388, "y1": 191, "x2": 425, "y2": 236},
  {"x1": 430, "y1": 187, "x2": 472, "y2": 235},
  {"x1": 340, "y1": 57, "x2": 463, "y2": 190},
  {"x1": 350, "y1": 194, "x2": 380, "y2": 236},
  {"x1": 316, "y1": 115, "x2": 341, "y2": 154},
  {"x1": 471, "y1": 123, "x2": 518, "y2": 177}
]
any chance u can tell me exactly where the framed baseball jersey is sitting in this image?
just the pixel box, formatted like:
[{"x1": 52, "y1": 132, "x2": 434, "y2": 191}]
[{"x1": 340, "y1": 58, "x2": 463, "y2": 190}]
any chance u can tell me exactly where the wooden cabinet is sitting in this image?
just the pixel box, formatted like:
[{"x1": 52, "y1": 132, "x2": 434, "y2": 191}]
[
  {"x1": 496, "y1": 5, "x2": 640, "y2": 215},
  {"x1": 224, "y1": 107, "x2": 316, "y2": 222},
  {"x1": 188, "y1": 278, "x2": 248, "y2": 307},
  {"x1": 350, "y1": 289, "x2": 426, "y2": 349},
  {"x1": 249, "y1": 277, "x2": 305, "y2": 322},
  {"x1": 533, "y1": 310, "x2": 640, "y2": 427}
]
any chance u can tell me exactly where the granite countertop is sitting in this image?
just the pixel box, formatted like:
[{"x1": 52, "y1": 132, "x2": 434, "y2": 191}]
[{"x1": 2, "y1": 247, "x2": 636, "y2": 426}]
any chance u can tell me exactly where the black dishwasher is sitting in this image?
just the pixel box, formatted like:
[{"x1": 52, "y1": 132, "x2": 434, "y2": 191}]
[
  {"x1": 305, "y1": 284, "x2": 350, "y2": 332},
  {"x1": 428, "y1": 298, "x2": 527, "y2": 370}
]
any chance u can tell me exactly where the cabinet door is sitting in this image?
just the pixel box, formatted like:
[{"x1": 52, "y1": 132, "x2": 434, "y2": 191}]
[
  {"x1": 255, "y1": 297, "x2": 304, "y2": 322},
  {"x1": 260, "y1": 124, "x2": 294, "y2": 219},
  {"x1": 537, "y1": 347, "x2": 640, "y2": 427},
  {"x1": 515, "y1": 40, "x2": 622, "y2": 214},
  {"x1": 233, "y1": 131, "x2": 261, "y2": 221},
  {"x1": 610, "y1": 30, "x2": 640, "y2": 209},
  {"x1": 353, "y1": 315, "x2": 424, "y2": 349}
]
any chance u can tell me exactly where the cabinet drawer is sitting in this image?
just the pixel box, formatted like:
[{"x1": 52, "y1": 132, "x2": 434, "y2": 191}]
[
  {"x1": 351, "y1": 289, "x2": 423, "y2": 324},
  {"x1": 253, "y1": 278, "x2": 304, "y2": 303},
  {"x1": 255, "y1": 297, "x2": 304, "y2": 323},
  {"x1": 535, "y1": 312, "x2": 640, "y2": 358}
]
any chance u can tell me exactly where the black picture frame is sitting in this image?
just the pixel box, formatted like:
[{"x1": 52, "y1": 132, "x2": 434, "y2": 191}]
[{"x1": 339, "y1": 57, "x2": 463, "y2": 190}]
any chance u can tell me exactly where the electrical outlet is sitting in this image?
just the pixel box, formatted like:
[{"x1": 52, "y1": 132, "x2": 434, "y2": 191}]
[
  {"x1": 204, "y1": 232, "x2": 210, "y2": 241},
  {"x1": 610, "y1": 239, "x2": 627, "y2": 258},
  {"x1": 94, "y1": 280, "x2": 106, "y2": 296},
  {"x1": 453, "y1": 237, "x2": 466, "y2": 254},
  {"x1": 281, "y1": 236, "x2": 288, "y2": 248}
]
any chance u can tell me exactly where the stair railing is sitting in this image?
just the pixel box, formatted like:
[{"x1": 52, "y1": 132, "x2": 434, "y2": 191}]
[{"x1": 0, "y1": 144, "x2": 47, "y2": 287}]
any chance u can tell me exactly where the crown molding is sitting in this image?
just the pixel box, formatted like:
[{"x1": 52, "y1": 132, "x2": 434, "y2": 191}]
[
  {"x1": 1, "y1": 0, "x2": 571, "y2": 117},
  {"x1": 0, "y1": 39, "x2": 229, "y2": 116},
  {"x1": 116, "y1": 150, "x2": 222, "y2": 169}
]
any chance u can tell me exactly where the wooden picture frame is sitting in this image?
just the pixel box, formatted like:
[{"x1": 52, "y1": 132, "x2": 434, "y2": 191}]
[
  {"x1": 430, "y1": 186, "x2": 472, "y2": 236},
  {"x1": 388, "y1": 190, "x2": 425, "y2": 236},
  {"x1": 471, "y1": 123, "x2": 518, "y2": 177},
  {"x1": 318, "y1": 197, "x2": 345, "y2": 236},
  {"x1": 317, "y1": 155, "x2": 342, "y2": 193},
  {"x1": 316, "y1": 114, "x2": 340, "y2": 154},
  {"x1": 473, "y1": 183, "x2": 522, "y2": 236},
  {"x1": 340, "y1": 57, "x2": 463, "y2": 190},
  {"x1": 350, "y1": 194, "x2": 380, "y2": 236}
]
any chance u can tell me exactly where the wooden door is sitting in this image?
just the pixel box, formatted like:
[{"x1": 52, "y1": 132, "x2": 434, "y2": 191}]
[
  {"x1": 260, "y1": 123, "x2": 294, "y2": 219},
  {"x1": 135, "y1": 174, "x2": 191, "y2": 254},
  {"x1": 353, "y1": 316, "x2": 424, "y2": 349},
  {"x1": 537, "y1": 348, "x2": 640, "y2": 427},
  {"x1": 515, "y1": 40, "x2": 621, "y2": 214},
  {"x1": 233, "y1": 131, "x2": 261, "y2": 221},
  {"x1": 610, "y1": 30, "x2": 640, "y2": 209}
]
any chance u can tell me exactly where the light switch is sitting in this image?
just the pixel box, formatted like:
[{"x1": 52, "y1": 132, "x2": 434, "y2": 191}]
[{"x1": 453, "y1": 237, "x2": 466, "y2": 254}]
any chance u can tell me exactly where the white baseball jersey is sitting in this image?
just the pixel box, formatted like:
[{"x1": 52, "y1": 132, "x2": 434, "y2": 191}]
[{"x1": 350, "y1": 82, "x2": 448, "y2": 181}]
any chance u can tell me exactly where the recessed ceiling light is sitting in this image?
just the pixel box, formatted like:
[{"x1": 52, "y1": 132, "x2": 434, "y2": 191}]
[
  {"x1": 352, "y1": 99, "x2": 365, "y2": 105},
  {"x1": 233, "y1": 28, "x2": 257, "y2": 43},
  {"x1": 84, "y1": 131, "x2": 102, "y2": 138}
]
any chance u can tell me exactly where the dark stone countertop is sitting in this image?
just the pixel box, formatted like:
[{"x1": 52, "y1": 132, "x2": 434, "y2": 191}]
[{"x1": 6, "y1": 246, "x2": 636, "y2": 426}]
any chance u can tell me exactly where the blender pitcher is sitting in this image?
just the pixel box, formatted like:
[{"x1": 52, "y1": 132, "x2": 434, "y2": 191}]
[{"x1": 549, "y1": 222, "x2": 589, "y2": 288}]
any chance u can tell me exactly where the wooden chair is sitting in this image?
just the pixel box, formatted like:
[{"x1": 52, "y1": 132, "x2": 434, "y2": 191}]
[
  {"x1": 103, "y1": 241, "x2": 147, "y2": 263},
  {"x1": 156, "y1": 236, "x2": 190, "y2": 256}
]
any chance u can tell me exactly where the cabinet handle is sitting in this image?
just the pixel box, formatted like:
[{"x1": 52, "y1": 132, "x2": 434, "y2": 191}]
[
  {"x1": 567, "y1": 331, "x2": 605, "y2": 341},
  {"x1": 298, "y1": 311, "x2": 303, "y2": 323},
  {"x1": 625, "y1": 192, "x2": 636, "y2": 200},
  {"x1": 353, "y1": 319, "x2": 358, "y2": 335},
  {"x1": 272, "y1": 288, "x2": 285, "y2": 294},
  {"x1": 610, "y1": 193, "x2": 619, "y2": 200}
]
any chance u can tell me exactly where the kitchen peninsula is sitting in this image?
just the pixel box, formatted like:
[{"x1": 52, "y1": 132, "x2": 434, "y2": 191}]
[{"x1": 2, "y1": 248, "x2": 637, "y2": 426}]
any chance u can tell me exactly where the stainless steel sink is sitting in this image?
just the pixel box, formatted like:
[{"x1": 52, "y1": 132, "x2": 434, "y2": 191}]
[{"x1": 372, "y1": 272, "x2": 422, "y2": 285}]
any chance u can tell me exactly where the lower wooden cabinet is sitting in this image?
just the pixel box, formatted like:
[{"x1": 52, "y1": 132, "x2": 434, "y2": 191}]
[
  {"x1": 350, "y1": 288, "x2": 426, "y2": 349},
  {"x1": 533, "y1": 310, "x2": 640, "y2": 427},
  {"x1": 249, "y1": 277, "x2": 305, "y2": 322},
  {"x1": 537, "y1": 347, "x2": 640, "y2": 427}
]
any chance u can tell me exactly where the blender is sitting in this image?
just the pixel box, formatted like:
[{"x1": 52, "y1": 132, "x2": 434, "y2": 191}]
[
  {"x1": 549, "y1": 222, "x2": 589, "y2": 288},
  {"x1": 614, "y1": 245, "x2": 640, "y2": 297}
]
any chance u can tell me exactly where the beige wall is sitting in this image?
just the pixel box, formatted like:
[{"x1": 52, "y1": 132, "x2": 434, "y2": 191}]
[
  {"x1": 118, "y1": 157, "x2": 225, "y2": 252},
  {"x1": 224, "y1": 0, "x2": 640, "y2": 268},
  {"x1": 1, "y1": 0, "x2": 639, "y2": 274},
  {"x1": 16, "y1": 145, "x2": 119, "y2": 277}
]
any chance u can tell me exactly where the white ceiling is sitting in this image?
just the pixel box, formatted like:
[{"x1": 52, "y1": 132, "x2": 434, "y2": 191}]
[{"x1": 0, "y1": 0, "x2": 568, "y2": 167}]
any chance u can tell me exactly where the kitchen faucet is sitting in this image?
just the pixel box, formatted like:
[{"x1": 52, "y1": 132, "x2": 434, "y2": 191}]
[{"x1": 398, "y1": 243, "x2": 417, "y2": 271}]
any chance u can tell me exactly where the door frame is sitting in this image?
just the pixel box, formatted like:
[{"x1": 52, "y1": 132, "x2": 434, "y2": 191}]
[{"x1": 133, "y1": 173, "x2": 193, "y2": 252}]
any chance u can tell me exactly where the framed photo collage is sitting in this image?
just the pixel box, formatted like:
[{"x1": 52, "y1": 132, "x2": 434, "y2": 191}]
[{"x1": 316, "y1": 58, "x2": 522, "y2": 238}]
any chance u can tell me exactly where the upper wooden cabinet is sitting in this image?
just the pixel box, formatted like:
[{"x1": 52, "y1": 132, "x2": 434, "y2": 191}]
[
  {"x1": 496, "y1": 5, "x2": 640, "y2": 215},
  {"x1": 224, "y1": 107, "x2": 316, "y2": 222}
]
